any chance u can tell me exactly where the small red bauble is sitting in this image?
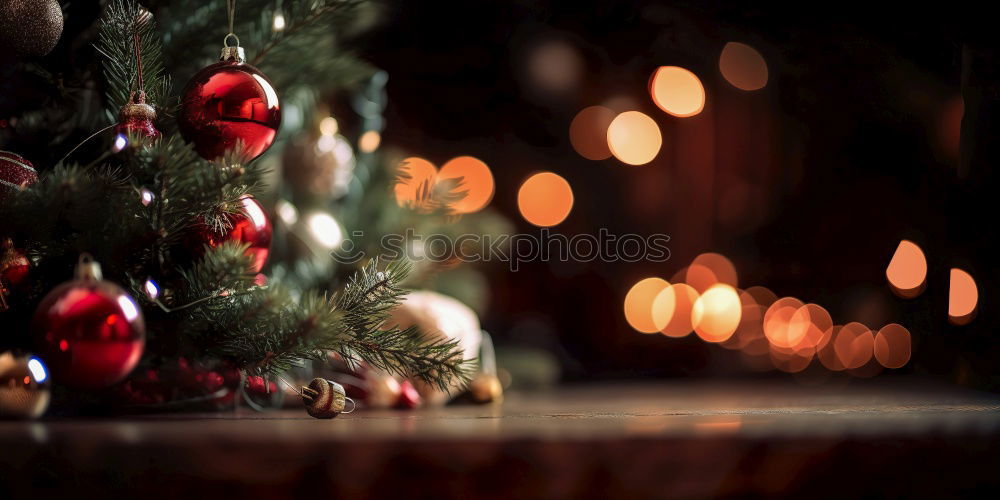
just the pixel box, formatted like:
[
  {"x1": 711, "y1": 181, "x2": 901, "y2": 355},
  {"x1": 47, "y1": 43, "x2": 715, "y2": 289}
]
[
  {"x1": 0, "y1": 151, "x2": 38, "y2": 197},
  {"x1": 32, "y1": 255, "x2": 145, "y2": 389},
  {"x1": 395, "y1": 379, "x2": 422, "y2": 409},
  {"x1": 190, "y1": 195, "x2": 272, "y2": 273},
  {"x1": 244, "y1": 375, "x2": 278, "y2": 395},
  {"x1": 0, "y1": 239, "x2": 30, "y2": 311},
  {"x1": 178, "y1": 49, "x2": 281, "y2": 161}
]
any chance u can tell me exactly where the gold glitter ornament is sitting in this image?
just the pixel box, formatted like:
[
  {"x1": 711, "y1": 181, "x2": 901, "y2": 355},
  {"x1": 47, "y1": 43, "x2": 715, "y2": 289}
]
[
  {"x1": 300, "y1": 378, "x2": 355, "y2": 419},
  {"x1": 0, "y1": 351, "x2": 50, "y2": 419},
  {"x1": 0, "y1": 0, "x2": 64, "y2": 58}
]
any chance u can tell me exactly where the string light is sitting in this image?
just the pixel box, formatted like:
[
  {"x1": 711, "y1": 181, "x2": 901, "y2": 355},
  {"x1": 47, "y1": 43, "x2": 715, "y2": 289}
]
[
  {"x1": 624, "y1": 278, "x2": 671, "y2": 333},
  {"x1": 569, "y1": 106, "x2": 615, "y2": 160},
  {"x1": 639, "y1": 253, "x2": 916, "y2": 376},
  {"x1": 359, "y1": 130, "x2": 381, "y2": 153},
  {"x1": 139, "y1": 188, "x2": 155, "y2": 206},
  {"x1": 948, "y1": 268, "x2": 978, "y2": 325},
  {"x1": 607, "y1": 111, "x2": 662, "y2": 165},
  {"x1": 319, "y1": 116, "x2": 338, "y2": 136},
  {"x1": 112, "y1": 133, "x2": 128, "y2": 152},
  {"x1": 393, "y1": 157, "x2": 438, "y2": 210},
  {"x1": 143, "y1": 279, "x2": 160, "y2": 300},
  {"x1": 719, "y1": 42, "x2": 768, "y2": 91},
  {"x1": 438, "y1": 156, "x2": 495, "y2": 214},
  {"x1": 272, "y1": 0, "x2": 286, "y2": 31},
  {"x1": 275, "y1": 199, "x2": 299, "y2": 226},
  {"x1": 691, "y1": 284, "x2": 742, "y2": 343},
  {"x1": 886, "y1": 240, "x2": 926, "y2": 298},
  {"x1": 517, "y1": 172, "x2": 574, "y2": 227},
  {"x1": 649, "y1": 66, "x2": 705, "y2": 117},
  {"x1": 306, "y1": 212, "x2": 344, "y2": 249},
  {"x1": 652, "y1": 283, "x2": 700, "y2": 338},
  {"x1": 874, "y1": 323, "x2": 911, "y2": 369}
]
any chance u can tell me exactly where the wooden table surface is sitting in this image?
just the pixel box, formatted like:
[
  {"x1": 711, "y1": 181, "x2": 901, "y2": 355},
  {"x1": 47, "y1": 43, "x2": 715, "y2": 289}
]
[{"x1": 3, "y1": 379, "x2": 999, "y2": 498}]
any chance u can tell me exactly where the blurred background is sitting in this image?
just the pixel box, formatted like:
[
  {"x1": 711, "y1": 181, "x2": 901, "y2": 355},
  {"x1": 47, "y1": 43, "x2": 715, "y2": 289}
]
[
  {"x1": 345, "y1": 1, "x2": 994, "y2": 388},
  {"x1": 3, "y1": 0, "x2": 993, "y2": 396}
]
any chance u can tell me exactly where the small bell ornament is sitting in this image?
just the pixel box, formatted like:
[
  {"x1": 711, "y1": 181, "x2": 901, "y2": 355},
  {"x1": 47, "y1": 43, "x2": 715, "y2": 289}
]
[
  {"x1": 115, "y1": 26, "x2": 161, "y2": 139},
  {"x1": 32, "y1": 254, "x2": 145, "y2": 389},
  {"x1": 465, "y1": 331, "x2": 503, "y2": 405},
  {"x1": 178, "y1": 27, "x2": 281, "y2": 161},
  {"x1": 116, "y1": 90, "x2": 160, "y2": 140},
  {"x1": 300, "y1": 377, "x2": 355, "y2": 419},
  {"x1": 0, "y1": 351, "x2": 50, "y2": 419}
]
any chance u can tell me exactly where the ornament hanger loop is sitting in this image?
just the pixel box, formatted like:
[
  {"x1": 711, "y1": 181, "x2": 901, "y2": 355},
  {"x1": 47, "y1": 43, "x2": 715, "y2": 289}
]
[
  {"x1": 221, "y1": 0, "x2": 245, "y2": 63},
  {"x1": 223, "y1": 32, "x2": 241, "y2": 49},
  {"x1": 342, "y1": 397, "x2": 356, "y2": 414},
  {"x1": 75, "y1": 253, "x2": 103, "y2": 281}
]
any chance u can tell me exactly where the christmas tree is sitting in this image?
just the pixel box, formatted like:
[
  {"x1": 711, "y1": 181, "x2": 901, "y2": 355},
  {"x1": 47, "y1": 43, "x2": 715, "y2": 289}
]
[{"x1": 0, "y1": 0, "x2": 478, "y2": 413}]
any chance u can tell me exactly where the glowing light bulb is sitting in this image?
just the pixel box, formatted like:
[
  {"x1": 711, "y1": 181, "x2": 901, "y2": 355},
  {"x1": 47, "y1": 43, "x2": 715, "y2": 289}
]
[
  {"x1": 517, "y1": 172, "x2": 574, "y2": 227},
  {"x1": 117, "y1": 295, "x2": 141, "y2": 322},
  {"x1": 272, "y1": 12, "x2": 286, "y2": 32},
  {"x1": 27, "y1": 357, "x2": 47, "y2": 383},
  {"x1": 393, "y1": 157, "x2": 438, "y2": 210},
  {"x1": 691, "y1": 284, "x2": 742, "y2": 343},
  {"x1": 569, "y1": 106, "x2": 616, "y2": 161},
  {"x1": 874, "y1": 323, "x2": 911, "y2": 369},
  {"x1": 438, "y1": 156, "x2": 495, "y2": 214},
  {"x1": 276, "y1": 199, "x2": 299, "y2": 226},
  {"x1": 624, "y1": 277, "x2": 671, "y2": 333},
  {"x1": 144, "y1": 279, "x2": 159, "y2": 300},
  {"x1": 719, "y1": 42, "x2": 768, "y2": 91},
  {"x1": 948, "y1": 268, "x2": 978, "y2": 325},
  {"x1": 652, "y1": 283, "x2": 700, "y2": 338},
  {"x1": 306, "y1": 212, "x2": 344, "y2": 249},
  {"x1": 112, "y1": 134, "x2": 128, "y2": 152},
  {"x1": 886, "y1": 240, "x2": 926, "y2": 298},
  {"x1": 359, "y1": 130, "x2": 381, "y2": 153},
  {"x1": 319, "y1": 116, "x2": 339, "y2": 136},
  {"x1": 649, "y1": 66, "x2": 705, "y2": 118},
  {"x1": 607, "y1": 111, "x2": 662, "y2": 166},
  {"x1": 140, "y1": 188, "x2": 155, "y2": 206}
]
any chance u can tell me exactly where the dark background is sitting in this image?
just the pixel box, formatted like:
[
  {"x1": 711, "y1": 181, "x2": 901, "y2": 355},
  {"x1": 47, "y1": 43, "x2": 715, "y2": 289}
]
[{"x1": 358, "y1": 1, "x2": 997, "y2": 386}]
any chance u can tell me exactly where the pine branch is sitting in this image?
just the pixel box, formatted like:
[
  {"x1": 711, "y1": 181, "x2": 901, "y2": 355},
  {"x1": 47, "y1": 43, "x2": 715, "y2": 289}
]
[
  {"x1": 332, "y1": 259, "x2": 471, "y2": 390},
  {"x1": 168, "y1": 254, "x2": 469, "y2": 389},
  {"x1": 96, "y1": 0, "x2": 171, "y2": 117},
  {"x1": 341, "y1": 327, "x2": 470, "y2": 391},
  {"x1": 176, "y1": 242, "x2": 258, "y2": 302},
  {"x1": 249, "y1": 1, "x2": 359, "y2": 66}
]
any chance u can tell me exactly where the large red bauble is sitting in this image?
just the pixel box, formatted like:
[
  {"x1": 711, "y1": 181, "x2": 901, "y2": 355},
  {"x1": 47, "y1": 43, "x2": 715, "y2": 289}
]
[
  {"x1": 191, "y1": 195, "x2": 272, "y2": 273},
  {"x1": 178, "y1": 60, "x2": 281, "y2": 161},
  {"x1": 0, "y1": 151, "x2": 38, "y2": 197},
  {"x1": 33, "y1": 257, "x2": 145, "y2": 389}
]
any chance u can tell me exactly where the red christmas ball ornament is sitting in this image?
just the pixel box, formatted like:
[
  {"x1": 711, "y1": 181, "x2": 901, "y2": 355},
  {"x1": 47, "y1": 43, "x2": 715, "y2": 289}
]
[
  {"x1": 0, "y1": 239, "x2": 30, "y2": 311},
  {"x1": 32, "y1": 254, "x2": 145, "y2": 389},
  {"x1": 189, "y1": 195, "x2": 272, "y2": 273},
  {"x1": 395, "y1": 379, "x2": 422, "y2": 409},
  {"x1": 0, "y1": 151, "x2": 39, "y2": 198},
  {"x1": 115, "y1": 91, "x2": 160, "y2": 140},
  {"x1": 244, "y1": 375, "x2": 278, "y2": 395},
  {"x1": 178, "y1": 43, "x2": 281, "y2": 161}
]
